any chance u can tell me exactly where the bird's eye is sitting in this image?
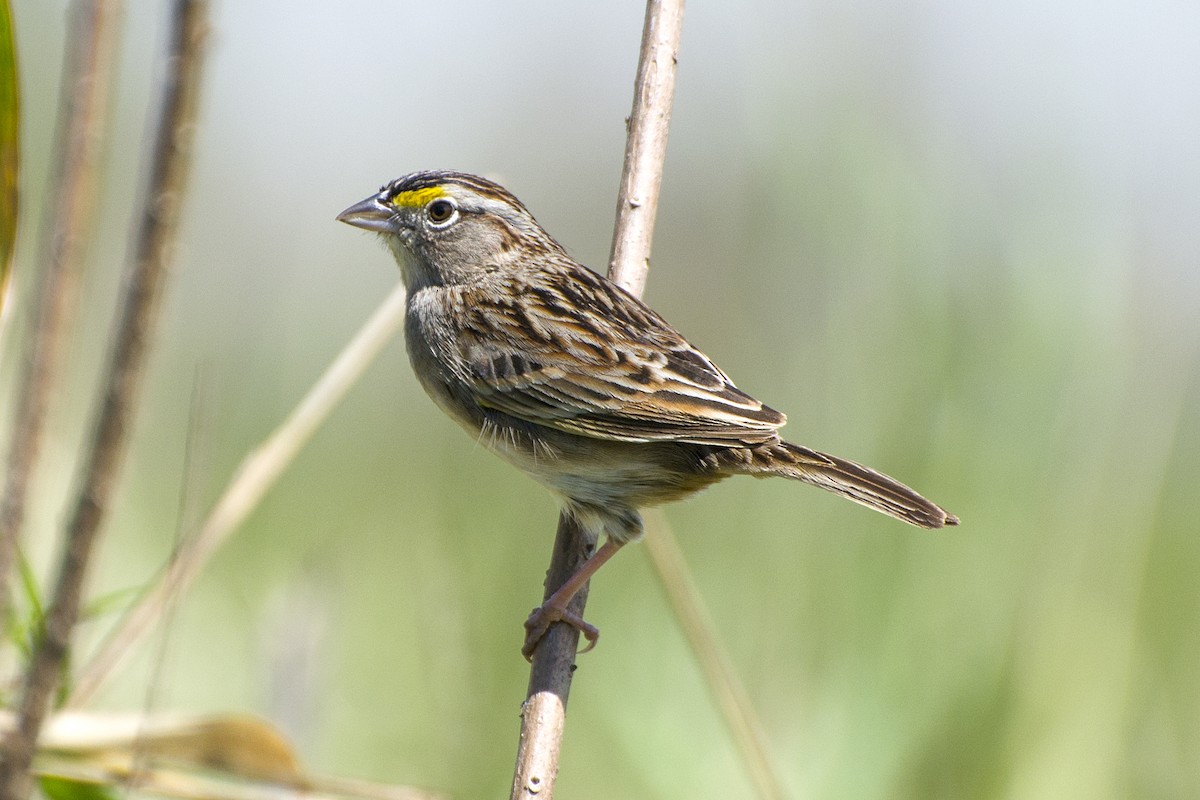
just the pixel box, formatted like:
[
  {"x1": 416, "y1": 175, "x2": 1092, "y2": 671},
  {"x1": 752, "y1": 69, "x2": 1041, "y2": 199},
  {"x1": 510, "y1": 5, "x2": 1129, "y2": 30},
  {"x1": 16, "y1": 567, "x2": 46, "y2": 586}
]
[{"x1": 427, "y1": 199, "x2": 457, "y2": 225}]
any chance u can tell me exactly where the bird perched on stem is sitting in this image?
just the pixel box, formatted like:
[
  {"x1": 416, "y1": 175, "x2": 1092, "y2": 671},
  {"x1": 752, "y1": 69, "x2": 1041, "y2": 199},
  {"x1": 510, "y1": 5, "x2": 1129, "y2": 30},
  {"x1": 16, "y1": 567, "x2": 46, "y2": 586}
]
[{"x1": 339, "y1": 170, "x2": 958, "y2": 658}]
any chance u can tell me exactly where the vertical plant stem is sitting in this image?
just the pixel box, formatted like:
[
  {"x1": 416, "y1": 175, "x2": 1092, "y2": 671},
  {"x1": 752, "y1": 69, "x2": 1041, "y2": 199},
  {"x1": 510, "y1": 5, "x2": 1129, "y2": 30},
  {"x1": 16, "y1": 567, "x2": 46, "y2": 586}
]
[
  {"x1": 509, "y1": 2, "x2": 685, "y2": 798},
  {"x1": 606, "y1": 0, "x2": 685, "y2": 296},
  {"x1": 0, "y1": 2, "x2": 209, "y2": 797},
  {"x1": 510, "y1": 513, "x2": 595, "y2": 800},
  {"x1": 0, "y1": 0, "x2": 119, "y2": 643}
]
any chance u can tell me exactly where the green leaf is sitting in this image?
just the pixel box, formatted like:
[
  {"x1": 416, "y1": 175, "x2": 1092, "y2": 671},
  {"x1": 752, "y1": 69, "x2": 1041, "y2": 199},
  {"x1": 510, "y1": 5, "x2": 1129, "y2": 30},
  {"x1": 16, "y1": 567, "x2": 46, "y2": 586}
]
[
  {"x1": 38, "y1": 776, "x2": 121, "y2": 800},
  {"x1": 39, "y1": 777, "x2": 120, "y2": 800},
  {"x1": 0, "y1": 0, "x2": 18, "y2": 317},
  {"x1": 3, "y1": 549, "x2": 44, "y2": 661}
]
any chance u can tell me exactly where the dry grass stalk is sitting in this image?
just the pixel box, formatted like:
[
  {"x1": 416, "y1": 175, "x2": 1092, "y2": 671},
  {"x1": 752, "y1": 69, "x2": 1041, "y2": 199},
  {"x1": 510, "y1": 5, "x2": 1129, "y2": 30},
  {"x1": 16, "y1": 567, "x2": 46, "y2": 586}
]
[
  {"x1": 0, "y1": 3, "x2": 210, "y2": 796},
  {"x1": 0, "y1": 0, "x2": 120, "y2": 644}
]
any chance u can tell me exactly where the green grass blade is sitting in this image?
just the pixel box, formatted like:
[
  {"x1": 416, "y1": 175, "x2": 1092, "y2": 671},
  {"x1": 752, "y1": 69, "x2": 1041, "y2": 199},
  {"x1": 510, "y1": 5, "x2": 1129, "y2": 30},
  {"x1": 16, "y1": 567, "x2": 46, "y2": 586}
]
[{"x1": 0, "y1": 0, "x2": 17, "y2": 317}]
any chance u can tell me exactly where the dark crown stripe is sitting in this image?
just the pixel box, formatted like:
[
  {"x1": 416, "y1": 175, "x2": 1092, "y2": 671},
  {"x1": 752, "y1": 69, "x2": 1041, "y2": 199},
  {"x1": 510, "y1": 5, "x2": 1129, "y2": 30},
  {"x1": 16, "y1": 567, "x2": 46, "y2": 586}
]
[{"x1": 387, "y1": 170, "x2": 526, "y2": 210}]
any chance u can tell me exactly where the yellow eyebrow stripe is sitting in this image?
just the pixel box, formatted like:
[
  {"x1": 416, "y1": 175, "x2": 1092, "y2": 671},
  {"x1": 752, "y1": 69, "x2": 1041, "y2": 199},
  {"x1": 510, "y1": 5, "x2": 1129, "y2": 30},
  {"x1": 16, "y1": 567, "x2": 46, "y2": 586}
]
[{"x1": 389, "y1": 186, "x2": 445, "y2": 208}]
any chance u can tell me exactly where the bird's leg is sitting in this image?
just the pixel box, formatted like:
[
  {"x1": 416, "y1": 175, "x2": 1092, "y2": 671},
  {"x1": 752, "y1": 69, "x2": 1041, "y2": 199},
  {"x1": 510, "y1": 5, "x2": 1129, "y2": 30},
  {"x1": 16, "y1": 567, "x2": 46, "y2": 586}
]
[{"x1": 522, "y1": 537, "x2": 625, "y2": 660}]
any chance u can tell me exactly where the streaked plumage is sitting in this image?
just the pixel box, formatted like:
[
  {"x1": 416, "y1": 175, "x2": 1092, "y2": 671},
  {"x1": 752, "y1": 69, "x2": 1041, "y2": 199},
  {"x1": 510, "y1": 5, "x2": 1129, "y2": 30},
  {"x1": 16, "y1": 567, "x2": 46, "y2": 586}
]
[{"x1": 339, "y1": 170, "x2": 958, "y2": 654}]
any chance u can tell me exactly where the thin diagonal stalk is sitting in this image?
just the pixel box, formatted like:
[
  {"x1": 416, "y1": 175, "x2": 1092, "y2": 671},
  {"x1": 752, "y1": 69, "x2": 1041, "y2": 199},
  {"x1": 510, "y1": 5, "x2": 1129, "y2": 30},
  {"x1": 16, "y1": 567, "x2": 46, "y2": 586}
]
[
  {"x1": 0, "y1": 3, "x2": 209, "y2": 797},
  {"x1": 509, "y1": 2, "x2": 685, "y2": 798},
  {"x1": 642, "y1": 510, "x2": 788, "y2": 800},
  {"x1": 0, "y1": 0, "x2": 119, "y2": 643},
  {"x1": 69, "y1": 281, "x2": 408, "y2": 708}
]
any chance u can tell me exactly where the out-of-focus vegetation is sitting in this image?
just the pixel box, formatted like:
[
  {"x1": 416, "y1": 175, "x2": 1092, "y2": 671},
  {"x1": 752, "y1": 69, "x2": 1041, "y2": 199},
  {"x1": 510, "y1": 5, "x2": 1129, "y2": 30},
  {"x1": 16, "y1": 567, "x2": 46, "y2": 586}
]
[
  {"x1": 0, "y1": 0, "x2": 17, "y2": 317},
  {"x1": 3, "y1": 1, "x2": 1198, "y2": 799}
]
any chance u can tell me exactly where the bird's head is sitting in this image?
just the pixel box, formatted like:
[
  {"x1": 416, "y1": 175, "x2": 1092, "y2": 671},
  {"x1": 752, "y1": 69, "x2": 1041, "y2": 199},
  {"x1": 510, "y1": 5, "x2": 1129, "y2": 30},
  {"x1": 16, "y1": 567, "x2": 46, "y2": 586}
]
[{"x1": 338, "y1": 170, "x2": 566, "y2": 289}]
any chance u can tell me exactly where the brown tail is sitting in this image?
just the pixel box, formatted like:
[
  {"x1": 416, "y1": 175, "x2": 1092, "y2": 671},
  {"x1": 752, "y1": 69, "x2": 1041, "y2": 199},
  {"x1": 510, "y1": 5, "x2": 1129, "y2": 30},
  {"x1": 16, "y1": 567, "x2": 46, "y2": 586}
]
[{"x1": 725, "y1": 441, "x2": 959, "y2": 529}]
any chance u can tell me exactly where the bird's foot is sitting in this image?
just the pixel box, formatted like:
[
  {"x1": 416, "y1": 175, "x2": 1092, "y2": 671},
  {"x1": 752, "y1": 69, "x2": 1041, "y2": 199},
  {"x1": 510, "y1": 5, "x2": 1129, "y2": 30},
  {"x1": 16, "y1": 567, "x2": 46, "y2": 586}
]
[{"x1": 522, "y1": 603, "x2": 599, "y2": 661}]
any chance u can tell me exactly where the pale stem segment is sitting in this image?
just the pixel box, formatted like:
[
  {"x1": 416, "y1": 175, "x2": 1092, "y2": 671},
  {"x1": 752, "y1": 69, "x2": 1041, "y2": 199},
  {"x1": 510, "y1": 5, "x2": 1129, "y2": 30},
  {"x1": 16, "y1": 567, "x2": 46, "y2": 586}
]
[{"x1": 508, "y1": 1, "x2": 686, "y2": 798}]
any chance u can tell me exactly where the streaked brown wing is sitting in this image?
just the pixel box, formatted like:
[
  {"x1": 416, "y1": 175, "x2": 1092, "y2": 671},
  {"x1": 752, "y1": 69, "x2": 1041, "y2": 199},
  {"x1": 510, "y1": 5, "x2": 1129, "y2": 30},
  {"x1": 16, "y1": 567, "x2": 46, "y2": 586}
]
[{"x1": 458, "y1": 266, "x2": 786, "y2": 446}]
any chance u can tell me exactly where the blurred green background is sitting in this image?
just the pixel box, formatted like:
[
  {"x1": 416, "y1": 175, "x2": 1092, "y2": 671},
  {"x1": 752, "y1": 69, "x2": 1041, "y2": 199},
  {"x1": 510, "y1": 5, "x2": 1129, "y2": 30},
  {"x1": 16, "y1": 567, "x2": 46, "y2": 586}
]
[{"x1": 4, "y1": 1, "x2": 1199, "y2": 798}]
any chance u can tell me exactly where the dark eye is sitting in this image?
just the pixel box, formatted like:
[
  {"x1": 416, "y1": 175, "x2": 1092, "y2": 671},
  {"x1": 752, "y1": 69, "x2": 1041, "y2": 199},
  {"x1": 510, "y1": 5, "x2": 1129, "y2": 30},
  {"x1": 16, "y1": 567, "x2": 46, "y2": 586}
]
[{"x1": 427, "y1": 199, "x2": 456, "y2": 224}]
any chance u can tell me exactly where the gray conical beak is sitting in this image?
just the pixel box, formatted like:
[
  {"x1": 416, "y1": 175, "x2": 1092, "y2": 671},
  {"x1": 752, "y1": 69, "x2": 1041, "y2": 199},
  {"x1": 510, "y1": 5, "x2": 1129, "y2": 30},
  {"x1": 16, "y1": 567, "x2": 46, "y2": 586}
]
[{"x1": 337, "y1": 194, "x2": 397, "y2": 233}]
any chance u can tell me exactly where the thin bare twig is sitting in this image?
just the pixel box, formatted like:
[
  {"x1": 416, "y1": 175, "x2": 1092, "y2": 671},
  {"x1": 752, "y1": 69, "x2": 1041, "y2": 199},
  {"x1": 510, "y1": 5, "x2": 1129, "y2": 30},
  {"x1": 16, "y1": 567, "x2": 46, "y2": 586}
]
[
  {"x1": 69, "y1": 281, "x2": 409, "y2": 708},
  {"x1": 606, "y1": 0, "x2": 685, "y2": 296},
  {"x1": 0, "y1": 0, "x2": 119, "y2": 643},
  {"x1": 509, "y1": 2, "x2": 685, "y2": 798},
  {"x1": 509, "y1": 514, "x2": 595, "y2": 800},
  {"x1": 0, "y1": 3, "x2": 209, "y2": 797}
]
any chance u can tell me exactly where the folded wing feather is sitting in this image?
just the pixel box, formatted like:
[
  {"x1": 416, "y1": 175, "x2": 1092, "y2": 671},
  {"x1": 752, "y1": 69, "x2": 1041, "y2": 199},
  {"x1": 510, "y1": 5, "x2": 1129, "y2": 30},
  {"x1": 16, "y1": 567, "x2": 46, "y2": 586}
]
[{"x1": 460, "y1": 267, "x2": 786, "y2": 447}]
